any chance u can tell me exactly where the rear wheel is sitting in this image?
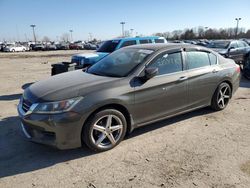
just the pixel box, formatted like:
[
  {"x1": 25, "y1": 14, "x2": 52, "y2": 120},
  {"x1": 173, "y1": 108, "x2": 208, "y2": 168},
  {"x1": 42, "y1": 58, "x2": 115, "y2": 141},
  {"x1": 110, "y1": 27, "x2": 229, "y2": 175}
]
[
  {"x1": 211, "y1": 82, "x2": 232, "y2": 111},
  {"x1": 82, "y1": 109, "x2": 127, "y2": 152}
]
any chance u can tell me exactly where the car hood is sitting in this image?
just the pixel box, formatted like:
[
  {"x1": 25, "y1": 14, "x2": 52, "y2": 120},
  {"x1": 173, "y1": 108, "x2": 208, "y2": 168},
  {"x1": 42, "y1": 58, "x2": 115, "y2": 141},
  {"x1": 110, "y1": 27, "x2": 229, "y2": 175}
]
[
  {"x1": 24, "y1": 70, "x2": 120, "y2": 103},
  {"x1": 72, "y1": 52, "x2": 109, "y2": 65}
]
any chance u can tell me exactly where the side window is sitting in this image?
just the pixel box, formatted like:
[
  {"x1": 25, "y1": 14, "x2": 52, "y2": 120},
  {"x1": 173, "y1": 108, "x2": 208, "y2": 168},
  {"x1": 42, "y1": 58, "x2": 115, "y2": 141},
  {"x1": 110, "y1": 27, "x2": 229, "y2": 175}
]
[
  {"x1": 237, "y1": 41, "x2": 247, "y2": 48},
  {"x1": 208, "y1": 53, "x2": 217, "y2": 65},
  {"x1": 186, "y1": 51, "x2": 210, "y2": 69},
  {"x1": 120, "y1": 40, "x2": 137, "y2": 48},
  {"x1": 154, "y1": 39, "x2": 165, "y2": 43},
  {"x1": 230, "y1": 41, "x2": 238, "y2": 49},
  {"x1": 148, "y1": 52, "x2": 182, "y2": 75},
  {"x1": 139, "y1": 39, "x2": 152, "y2": 44}
]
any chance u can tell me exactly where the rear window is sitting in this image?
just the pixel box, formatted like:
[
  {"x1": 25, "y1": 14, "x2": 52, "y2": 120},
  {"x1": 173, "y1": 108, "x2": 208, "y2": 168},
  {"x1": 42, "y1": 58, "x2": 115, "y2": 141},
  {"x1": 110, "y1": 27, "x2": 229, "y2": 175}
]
[
  {"x1": 120, "y1": 40, "x2": 137, "y2": 48},
  {"x1": 154, "y1": 39, "x2": 165, "y2": 43},
  {"x1": 139, "y1": 39, "x2": 152, "y2": 44},
  {"x1": 97, "y1": 40, "x2": 120, "y2": 53}
]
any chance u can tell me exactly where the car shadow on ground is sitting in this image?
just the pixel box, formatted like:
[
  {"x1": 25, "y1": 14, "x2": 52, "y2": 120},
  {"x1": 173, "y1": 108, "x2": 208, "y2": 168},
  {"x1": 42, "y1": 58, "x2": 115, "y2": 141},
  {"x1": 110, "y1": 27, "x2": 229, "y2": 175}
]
[
  {"x1": 0, "y1": 107, "x2": 214, "y2": 179},
  {"x1": 0, "y1": 82, "x2": 34, "y2": 101},
  {"x1": 0, "y1": 94, "x2": 22, "y2": 101}
]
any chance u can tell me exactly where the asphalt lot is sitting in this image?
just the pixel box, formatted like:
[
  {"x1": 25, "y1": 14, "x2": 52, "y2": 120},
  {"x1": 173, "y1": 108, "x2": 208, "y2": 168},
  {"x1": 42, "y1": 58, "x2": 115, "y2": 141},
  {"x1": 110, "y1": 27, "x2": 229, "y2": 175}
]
[{"x1": 0, "y1": 50, "x2": 250, "y2": 188}]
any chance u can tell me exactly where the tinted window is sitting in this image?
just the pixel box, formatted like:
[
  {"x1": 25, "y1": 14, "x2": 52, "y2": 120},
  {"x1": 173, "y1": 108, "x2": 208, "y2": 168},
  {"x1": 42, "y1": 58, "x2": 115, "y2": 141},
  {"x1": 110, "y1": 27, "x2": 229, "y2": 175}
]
[
  {"x1": 186, "y1": 51, "x2": 210, "y2": 69},
  {"x1": 154, "y1": 39, "x2": 165, "y2": 43},
  {"x1": 148, "y1": 52, "x2": 182, "y2": 75},
  {"x1": 120, "y1": 40, "x2": 137, "y2": 48},
  {"x1": 139, "y1": 39, "x2": 152, "y2": 44},
  {"x1": 97, "y1": 40, "x2": 120, "y2": 53},
  {"x1": 208, "y1": 53, "x2": 217, "y2": 65},
  {"x1": 230, "y1": 41, "x2": 238, "y2": 48}
]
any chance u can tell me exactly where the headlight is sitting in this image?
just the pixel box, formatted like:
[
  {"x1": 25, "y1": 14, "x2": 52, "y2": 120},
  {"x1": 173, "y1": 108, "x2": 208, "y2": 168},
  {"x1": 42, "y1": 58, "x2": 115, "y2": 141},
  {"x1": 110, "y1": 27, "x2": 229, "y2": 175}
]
[{"x1": 32, "y1": 97, "x2": 83, "y2": 114}]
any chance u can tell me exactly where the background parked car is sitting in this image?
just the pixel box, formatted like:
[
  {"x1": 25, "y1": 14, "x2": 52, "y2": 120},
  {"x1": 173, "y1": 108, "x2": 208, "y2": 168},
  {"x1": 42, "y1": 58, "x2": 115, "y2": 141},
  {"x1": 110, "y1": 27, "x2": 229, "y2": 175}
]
[
  {"x1": 32, "y1": 44, "x2": 46, "y2": 51},
  {"x1": 56, "y1": 43, "x2": 70, "y2": 50},
  {"x1": 84, "y1": 43, "x2": 97, "y2": 50},
  {"x1": 3, "y1": 44, "x2": 26, "y2": 52},
  {"x1": 69, "y1": 41, "x2": 84, "y2": 50},
  {"x1": 207, "y1": 40, "x2": 250, "y2": 64},
  {"x1": 44, "y1": 44, "x2": 57, "y2": 50}
]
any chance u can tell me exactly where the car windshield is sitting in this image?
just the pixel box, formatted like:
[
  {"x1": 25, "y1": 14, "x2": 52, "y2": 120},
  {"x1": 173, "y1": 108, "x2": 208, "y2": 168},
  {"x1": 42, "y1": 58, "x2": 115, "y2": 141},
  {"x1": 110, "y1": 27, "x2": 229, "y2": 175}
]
[
  {"x1": 97, "y1": 40, "x2": 121, "y2": 53},
  {"x1": 208, "y1": 41, "x2": 230, "y2": 49},
  {"x1": 87, "y1": 48, "x2": 154, "y2": 77}
]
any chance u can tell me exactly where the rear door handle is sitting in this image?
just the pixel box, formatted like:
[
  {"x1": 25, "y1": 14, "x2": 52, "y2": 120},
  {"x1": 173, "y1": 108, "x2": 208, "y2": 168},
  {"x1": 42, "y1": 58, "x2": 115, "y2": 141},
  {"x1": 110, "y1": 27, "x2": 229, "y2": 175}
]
[{"x1": 178, "y1": 76, "x2": 188, "y2": 81}]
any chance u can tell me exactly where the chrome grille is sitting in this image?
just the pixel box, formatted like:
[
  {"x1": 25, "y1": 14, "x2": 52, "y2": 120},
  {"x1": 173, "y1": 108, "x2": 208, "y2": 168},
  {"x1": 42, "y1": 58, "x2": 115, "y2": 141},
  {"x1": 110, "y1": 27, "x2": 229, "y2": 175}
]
[{"x1": 22, "y1": 99, "x2": 32, "y2": 113}]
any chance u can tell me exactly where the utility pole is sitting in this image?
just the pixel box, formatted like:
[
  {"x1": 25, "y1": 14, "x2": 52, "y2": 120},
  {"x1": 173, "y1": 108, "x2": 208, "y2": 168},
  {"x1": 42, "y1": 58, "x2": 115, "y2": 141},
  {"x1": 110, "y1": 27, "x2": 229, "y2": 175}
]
[
  {"x1": 235, "y1": 18, "x2": 241, "y2": 39},
  {"x1": 69, "y1": 30, "x2": 73, "y2": 41},
  {"x1": 30, "y1": 24, "x2": 36, "y2": 43},
  {"x1": 120, "y1": 22, "x2": 126, "y2": 37}
]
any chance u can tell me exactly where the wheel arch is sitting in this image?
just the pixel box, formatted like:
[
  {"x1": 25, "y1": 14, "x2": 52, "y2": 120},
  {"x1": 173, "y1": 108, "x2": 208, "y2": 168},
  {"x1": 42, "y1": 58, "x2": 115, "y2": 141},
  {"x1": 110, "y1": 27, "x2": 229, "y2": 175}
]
[
  {"x1": 81, "y1": 103, "x2": 133, "y2": 140},
  {"x1": 212, "y1": 79, "x2": 233, "y2": 100}
]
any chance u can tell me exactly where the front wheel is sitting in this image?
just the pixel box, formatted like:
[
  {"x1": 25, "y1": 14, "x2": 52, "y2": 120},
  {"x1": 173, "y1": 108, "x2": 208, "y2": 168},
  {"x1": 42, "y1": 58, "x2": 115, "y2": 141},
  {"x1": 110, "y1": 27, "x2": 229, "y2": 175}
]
[
  {"x1": 82, "y1": 109, "x2": 127, "y2": 152},
  {"x1": 211, "y1": 82, "x2": 232, "y2": 111}
]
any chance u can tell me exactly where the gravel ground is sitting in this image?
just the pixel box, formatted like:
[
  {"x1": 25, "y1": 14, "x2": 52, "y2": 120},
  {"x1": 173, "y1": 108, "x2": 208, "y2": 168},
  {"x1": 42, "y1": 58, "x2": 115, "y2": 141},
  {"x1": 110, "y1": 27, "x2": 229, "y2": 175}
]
[{"x1": 0, "y1": 50, "x2": 250, "y2": 188}]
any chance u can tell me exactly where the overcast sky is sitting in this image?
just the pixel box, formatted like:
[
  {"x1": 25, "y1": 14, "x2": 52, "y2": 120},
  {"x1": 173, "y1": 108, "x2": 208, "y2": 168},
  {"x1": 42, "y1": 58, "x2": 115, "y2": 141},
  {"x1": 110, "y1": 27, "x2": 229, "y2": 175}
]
[{"x1": 0, "y1": 0, "x2": 249, "y2": 41}]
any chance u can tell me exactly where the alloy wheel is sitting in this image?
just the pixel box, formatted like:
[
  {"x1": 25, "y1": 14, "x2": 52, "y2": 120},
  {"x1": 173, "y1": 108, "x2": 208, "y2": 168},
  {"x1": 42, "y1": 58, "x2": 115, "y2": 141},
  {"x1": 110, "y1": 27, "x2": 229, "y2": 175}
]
[
  {"x1": 91, "y1": 115, "x2": 123, "y2": 149},
  {"x1": 217, "y1": 85, "x2": 230, "y2": 108}
]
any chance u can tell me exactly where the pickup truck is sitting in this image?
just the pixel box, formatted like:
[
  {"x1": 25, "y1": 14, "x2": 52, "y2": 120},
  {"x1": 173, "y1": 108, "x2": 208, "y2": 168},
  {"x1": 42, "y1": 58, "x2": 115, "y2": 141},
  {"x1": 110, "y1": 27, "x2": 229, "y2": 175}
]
[{"x1": 71, "y1": 36, "x2": 167, "y2": 69}]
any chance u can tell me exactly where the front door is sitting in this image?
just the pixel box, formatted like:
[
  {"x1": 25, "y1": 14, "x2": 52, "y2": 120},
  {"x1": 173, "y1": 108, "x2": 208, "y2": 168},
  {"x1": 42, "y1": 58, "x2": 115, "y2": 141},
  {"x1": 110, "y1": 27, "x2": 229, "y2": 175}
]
[{"x1": 132, "y1": 50, "x2": 188, "y2": 125}]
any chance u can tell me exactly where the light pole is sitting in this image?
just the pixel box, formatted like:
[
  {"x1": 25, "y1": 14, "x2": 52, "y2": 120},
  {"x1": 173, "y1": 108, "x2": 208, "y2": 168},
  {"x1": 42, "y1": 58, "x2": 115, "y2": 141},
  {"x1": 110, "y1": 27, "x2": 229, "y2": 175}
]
[
  {"x1": 30, "y1": 24, "x2": 36, "y2": 43},
  {"x1": 235, "y1": 18, "x2": 241, "y2": 39},
  {"x1": 120, "y1": 22, "x2": 125, "y2": 37},
  {"x1": 69, "y1": 30, "x2": 73, "y2": 42}
]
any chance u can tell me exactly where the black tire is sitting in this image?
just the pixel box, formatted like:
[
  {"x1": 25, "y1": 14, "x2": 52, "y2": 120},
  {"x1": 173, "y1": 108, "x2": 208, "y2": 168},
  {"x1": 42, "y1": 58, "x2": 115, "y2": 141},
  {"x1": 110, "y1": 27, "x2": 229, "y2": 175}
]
[
  {"x1": 211, "y1": 82, "x2": 232, "y2": 111},
  {"x1": 82, "y1": 109, "x2": 127, "y2": 152}
]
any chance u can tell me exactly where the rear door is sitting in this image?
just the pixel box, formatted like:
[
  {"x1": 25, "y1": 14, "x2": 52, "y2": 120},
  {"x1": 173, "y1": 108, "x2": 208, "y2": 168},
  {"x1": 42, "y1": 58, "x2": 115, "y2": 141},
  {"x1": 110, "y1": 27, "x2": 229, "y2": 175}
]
[
  {"x1": 185, "y1": 50, "x2": 220, "y2": 108},
  {"x1": 133, "y1": 50, "x2": 188, "y2": 125}
]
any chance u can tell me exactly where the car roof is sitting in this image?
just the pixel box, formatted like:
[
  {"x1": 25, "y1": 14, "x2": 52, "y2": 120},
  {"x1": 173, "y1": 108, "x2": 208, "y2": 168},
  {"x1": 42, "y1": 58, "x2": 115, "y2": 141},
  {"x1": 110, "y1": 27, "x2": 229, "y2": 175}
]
[
  {"x1": 111, "y1": 36, "x2": 162, "y2": 41},
  {"x1": 124, "y1": 43, "x2": 205, "y2": 51}
]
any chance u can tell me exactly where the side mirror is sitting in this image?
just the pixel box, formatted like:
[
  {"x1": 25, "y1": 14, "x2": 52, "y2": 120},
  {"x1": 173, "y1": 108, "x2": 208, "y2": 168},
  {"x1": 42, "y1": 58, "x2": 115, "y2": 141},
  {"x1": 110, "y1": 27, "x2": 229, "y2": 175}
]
[{"x1": 143, "y1": 67, "x2": 158, "y2": 80}]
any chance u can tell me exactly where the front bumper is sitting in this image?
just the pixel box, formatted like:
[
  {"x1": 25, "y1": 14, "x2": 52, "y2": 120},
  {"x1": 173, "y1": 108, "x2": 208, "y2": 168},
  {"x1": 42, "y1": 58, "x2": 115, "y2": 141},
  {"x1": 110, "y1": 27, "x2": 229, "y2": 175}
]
[{"x1": 17, "y1": 103, "x2": 84, "y2": 150}]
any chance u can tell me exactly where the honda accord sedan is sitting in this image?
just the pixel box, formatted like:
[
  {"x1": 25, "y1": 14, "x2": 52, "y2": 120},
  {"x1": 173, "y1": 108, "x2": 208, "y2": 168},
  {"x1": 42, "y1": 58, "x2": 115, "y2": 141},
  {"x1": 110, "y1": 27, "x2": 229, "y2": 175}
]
[{"x1": 18, "y1": 44, "x2": 240, "y2": 151}]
